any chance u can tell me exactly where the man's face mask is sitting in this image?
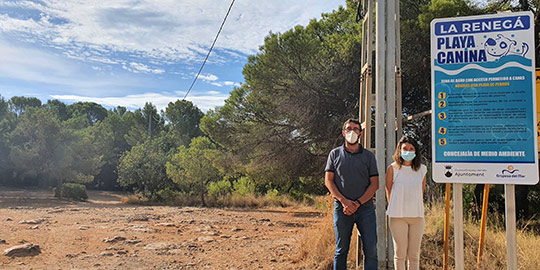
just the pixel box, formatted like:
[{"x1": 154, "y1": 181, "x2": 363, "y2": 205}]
[{"x1": 345, "y1": 130, "x2": 359, "y2": 144}]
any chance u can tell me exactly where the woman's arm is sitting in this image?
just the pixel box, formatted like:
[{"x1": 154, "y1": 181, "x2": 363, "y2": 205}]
[
  {"x1": 422, "y1": 174, "x2": 427, "y2": 194},
  {"x1": 385, "y1": 165, "x2": 394, "y2": 201}
]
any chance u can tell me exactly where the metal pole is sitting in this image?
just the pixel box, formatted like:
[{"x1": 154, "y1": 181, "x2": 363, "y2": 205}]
[
  {"x1": 365, "y1": 0, "x2": 374, "y2": 150},
  {"x1": 385, "y1": 2, "x2": 397, "y2": 267},
  {"x1": 477, "y1": 184, "x2": 490, "y2": 269},
  {"x1": 359, "y1": 0, "x2": 374, "y2": 150},
  {"x1": 443, "y1": 183, "x2": 451, "y2": 270},
  {"x1": 505, "y1": 184, "x2": 518, "y2": 270},
  {"x1": 357, "y1": 1, "x2": 374, "y2": 268},
  {"x1": 454, "y1": 183, "x2": 464, "y2": 270},
  {"x1": 375, "y1": 0, "x2": 387, "y2": 268},
  {"x1": 395, "y1": 0, "x2": 402, "y2": 138},
  {"x1": 385, "y1": 0, "x2": 396, "y2": 166}
]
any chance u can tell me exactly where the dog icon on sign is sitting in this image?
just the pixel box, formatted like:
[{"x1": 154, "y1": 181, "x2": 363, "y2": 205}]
[{"x1": 484, "y1": 34, "x2": 529, "y2": 58}]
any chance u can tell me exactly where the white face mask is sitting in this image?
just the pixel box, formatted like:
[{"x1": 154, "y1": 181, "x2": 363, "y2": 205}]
[{"x1": 345, "y1": 131, "x2": 359, "y2": 144}]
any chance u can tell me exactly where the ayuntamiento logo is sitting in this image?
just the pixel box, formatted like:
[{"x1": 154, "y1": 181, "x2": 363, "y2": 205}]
[{"x1": 444, "y1": 165, "x2": 453, "y2": 178}]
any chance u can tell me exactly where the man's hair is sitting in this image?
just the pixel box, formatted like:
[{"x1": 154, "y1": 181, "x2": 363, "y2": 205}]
[
  {"x1": 392, "y1": 135, "x2": 422, "y2": 171},
  {"x1": 342, "y1": 118, "x2": 362, "y2": 130}
]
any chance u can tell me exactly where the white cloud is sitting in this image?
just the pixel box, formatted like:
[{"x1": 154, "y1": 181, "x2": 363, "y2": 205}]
[
  {"x1": 212, "y1": 80, "x2": 241, "y2": 88},
  {"x1": 0, "y1": 0, "x2": 343, "y2": 65},
  {"x1": 198, "y1": 73, "x2": 218, "y2": 82},
  {"x1": 51, "y1": 91, "x2": 227, "y2": 112},
  {"x1": 0, "y1": 1, "x2": 45, "y2": 10},
  {"x1": 198, "y1": 75, "x2": 243, "y2": 88},
  {"x1": 224, "y1": 81, "x2": 241, "y2": 87},
  {"x1": 0, "y1": 0, "x2": 341, "y2": 111},
  {"x1": 0, "y1": 39, "x2": 151, "y2": 96},
  {"x1": 123, "y1": 62, "x2": 165, "y2": 74}
]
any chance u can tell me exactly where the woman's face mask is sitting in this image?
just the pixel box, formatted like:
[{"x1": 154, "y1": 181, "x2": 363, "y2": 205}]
[{"x1": 401, "y1": 150, "x2": 416, "y2": 161}]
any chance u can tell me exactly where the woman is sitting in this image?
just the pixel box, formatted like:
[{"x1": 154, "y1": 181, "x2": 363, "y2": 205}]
[{"x1": 385, "y1": 136, "x2": 427, "y2": 270}]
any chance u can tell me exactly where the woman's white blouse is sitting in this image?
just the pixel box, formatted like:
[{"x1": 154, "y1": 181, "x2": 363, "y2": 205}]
[{"x1": 386, "y1": 162, "x2": 427, "y2": 218}]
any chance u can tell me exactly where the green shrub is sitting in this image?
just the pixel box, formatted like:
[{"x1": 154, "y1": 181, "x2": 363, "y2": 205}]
[
  {"x1": 289, "y1": 189, "x2": 315, "y2": 204},
  {"x1": 155, "y1": 187, "x2": 180, "y2": 203},
  {"x1": 265, "y1": 188, "x2": 279, "y2": 199},
  {"x1": 232, "y1": 177, "x2": 255, "y2": 197},
  {"x1": 264, "y1": 189, "x2": 296, "y2": 207},
  {"x1": 60, "y1": 183, "x2": 88, "y2": 201},
  {"x1": 208, "y1": 179, "x2": 232, "y2": 200}
]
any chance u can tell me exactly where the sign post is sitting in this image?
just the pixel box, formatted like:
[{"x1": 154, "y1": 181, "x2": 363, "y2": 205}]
[
  {"x1": 505, "y1": 184, "x2": 517, "y2": 270},
  {"x1": 536, "y1": 68, "x2": 540, "y2": 156},
  {"x1": 431, "y1": 11, "x2": 538, "y2": 269}
]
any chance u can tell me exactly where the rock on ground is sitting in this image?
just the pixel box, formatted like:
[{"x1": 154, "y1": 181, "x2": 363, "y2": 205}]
[{"x1": 4, "y1": 243, "x2": 41, "y2": 257}]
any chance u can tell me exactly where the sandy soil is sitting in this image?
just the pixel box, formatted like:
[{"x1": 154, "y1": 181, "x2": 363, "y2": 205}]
[{"x1": 0, "y1": 188, "x2": 324, "y2": 270}]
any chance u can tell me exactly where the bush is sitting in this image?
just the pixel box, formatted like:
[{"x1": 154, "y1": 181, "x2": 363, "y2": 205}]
[
  {"x1": 289, "y1": 188, "x2": 315, "y2": 204},
  {"x1": 229, "y1": 193, "x2": 262, "y2": 208},
  {"x1": 208, "y1": 179, "x2": 232, "y2": 200},
  {"x1": 121, "y1": 193, "x2": 149, "y2": 204},
  {"x1": 232, "y1": 177, "x2": 256, "y2": 197},
  {"x1": 155, "y1": 188, "x2": 180, "y2": 203},
  {"x1": 264, "y1": 188, "x2": 282, "y2": 205},
  {"x1": 60, "y1": 183, "x2": 88, "y2": 201}
]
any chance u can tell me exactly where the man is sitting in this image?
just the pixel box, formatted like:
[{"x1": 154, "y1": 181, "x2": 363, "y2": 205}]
[{"x1": 325, "y1": 118, "x2": 379, "y2": 270}]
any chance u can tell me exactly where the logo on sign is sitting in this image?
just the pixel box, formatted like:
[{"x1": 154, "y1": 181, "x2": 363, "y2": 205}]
[
  {"x1": 445, "y1": 165, "x2": 453, "y2": 178},
  {"x1": 496, "y1": 165, "x2": 526, "y2": 178}
]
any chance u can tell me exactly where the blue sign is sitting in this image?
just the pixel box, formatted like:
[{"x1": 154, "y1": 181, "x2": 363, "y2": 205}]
[{"x1": 431, "y1": 12, "x2": 538, "y2": 184}]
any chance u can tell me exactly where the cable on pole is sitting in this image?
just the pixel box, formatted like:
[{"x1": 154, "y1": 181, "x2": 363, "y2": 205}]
[
  {"x1": 182, "y1": 0, "x2": 236, "y2": 100},
  {"x1": 355, "y1": 0, "x2": 364, "y2": 23}
]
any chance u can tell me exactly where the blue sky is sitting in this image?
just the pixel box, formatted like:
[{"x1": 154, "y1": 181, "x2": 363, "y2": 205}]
[{"x1": 0, "y1": 0, "x2": 344, "y2": 112}]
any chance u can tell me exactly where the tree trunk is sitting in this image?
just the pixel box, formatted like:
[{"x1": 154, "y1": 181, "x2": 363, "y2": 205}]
[
  {"x1": 515, "y1": 185, "x2": 530, "y2": 220},
  {"x1": 54, "y1": 178, "x2": 62, "y2": 198},
  {"x1": 473, "y1": 184, "x2": 484, "y2": 220},
  {"x1": 201, "y1": 192, "x2": 206, "y2": 207},
  {"x1": 519, "y1": 0, "x2": 529, "y2": 11}
]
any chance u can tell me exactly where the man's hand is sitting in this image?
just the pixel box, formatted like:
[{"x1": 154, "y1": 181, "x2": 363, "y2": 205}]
[
  {"x1": 342, "y1": 199, "x2": 359, "y2": 216},
  {"x1": 325, "y1": 171, "x2": 360, "y2": 216}
]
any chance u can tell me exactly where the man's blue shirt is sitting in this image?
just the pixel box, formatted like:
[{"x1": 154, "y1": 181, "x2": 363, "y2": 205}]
[{"x1": 325, "y1": 144, "x2": 379, "y2": 201}]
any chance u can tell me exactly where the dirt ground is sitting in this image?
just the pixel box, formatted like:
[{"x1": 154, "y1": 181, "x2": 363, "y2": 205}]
[{"x1": 0, "y1": 188, "x2": 324, "y2": 270}]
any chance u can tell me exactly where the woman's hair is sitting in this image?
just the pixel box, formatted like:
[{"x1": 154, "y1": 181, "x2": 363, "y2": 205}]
[{"x1": 392, "y1": 136, "x2": 422, "y2": 171}]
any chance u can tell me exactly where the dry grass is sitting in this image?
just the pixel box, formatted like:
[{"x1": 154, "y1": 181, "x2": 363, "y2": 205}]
[
  {"x1": 207, "y1": 193, "x2": 298, "y2": 208},
  {"x1": 120, "y1": 193, "x2": 200, "y2": 206},
  {"x1": 121, "y1": 192, "x2": 298, "y2": 208},
  {"x1": 224, "y1": 194, "x2": 263, "y2": 208},
  {"x1": 294, "y1": 196, "x2": 335, "y2": 270},
  {"x1": 515, "y1": 229, "x2": 540, "y2": 269},
  {"x1": 297, "y1": 199, "x2": 540, "y2": 269},
  {"x1": 293, "y1": 196, "x2": 362, "y2": 270},
  {"x1": 120, "y1": 193, "x2": 149, "y2": 204},
  {"x1": 422, "y1": 203, "x2": 540, "y2": 270}
]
